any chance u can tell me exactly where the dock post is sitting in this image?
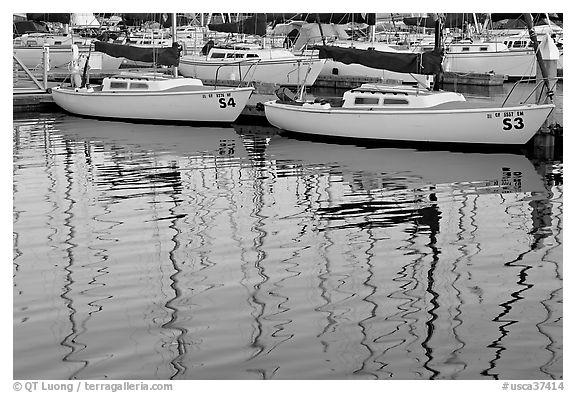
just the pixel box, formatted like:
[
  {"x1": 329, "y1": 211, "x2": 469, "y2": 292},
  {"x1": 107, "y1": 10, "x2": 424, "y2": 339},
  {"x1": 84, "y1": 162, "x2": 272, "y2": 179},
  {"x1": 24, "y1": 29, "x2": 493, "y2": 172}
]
[{"x1": 42, "y1": 45, "x2": 49, "y2": 91}]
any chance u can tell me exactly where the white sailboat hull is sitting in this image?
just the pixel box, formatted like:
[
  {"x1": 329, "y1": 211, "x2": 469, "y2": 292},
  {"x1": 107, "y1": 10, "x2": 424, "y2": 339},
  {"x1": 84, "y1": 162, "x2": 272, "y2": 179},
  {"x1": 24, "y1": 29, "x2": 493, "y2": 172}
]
[
  {"x1": 179, "y1": 56, "x2": 326, "y2": 86},
  {"x1": 13, "y1": 45, "x2": 124, "y2": 71},
  {"x1": 444, "y1": 50, "x2": 537, "y2": 79},
  {"x1": 52, "y1": 86, "x2": 254, "y2": 122},
  {"x1": 264, "y1": 101, "x2": 554, "y2": 145},
  {"x1": 320, "y1": 59, "x2": 434, "y2": 87}
]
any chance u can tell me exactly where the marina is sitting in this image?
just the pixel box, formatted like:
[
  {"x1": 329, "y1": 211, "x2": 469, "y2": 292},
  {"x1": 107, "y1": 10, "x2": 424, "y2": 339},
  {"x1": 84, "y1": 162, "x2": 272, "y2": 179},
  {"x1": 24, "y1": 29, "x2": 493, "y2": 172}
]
[{"x1": 13, "y1": 12, "x2": 563, "y2": 384}]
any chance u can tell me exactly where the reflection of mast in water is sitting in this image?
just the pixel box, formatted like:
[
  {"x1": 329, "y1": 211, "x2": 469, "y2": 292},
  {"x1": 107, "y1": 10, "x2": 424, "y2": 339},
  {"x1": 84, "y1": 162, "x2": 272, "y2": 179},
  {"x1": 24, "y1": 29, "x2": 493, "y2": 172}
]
[
  {"x1": 241, "y1": 135, "x2": 269, "y2": 354},
  {"x1": 479, "y1": 164, "x2": 563, "y2": 379},
  {"x1": 239, "y1": 133, "x2": 296, "y2": 379},
  {"x1": 59, "y1": 138, "x2": 88, "y2": 378},
  {"x1": 419, "y1": 195, "x2": 442, "y2": 379},
  {"x1": 529, "y1": 168, "x2": 563, "y2": 379},
  {"x1": 535, "y1": 185, "x2": 563, "y2": 378},
  {"x1": 312, "y1": 174, "x2": 443, "y2": 378},
  {"x1": 159, "y1": 163, "x2": 188, "y2": 379},
  {"x1": 437, "y1": 192, "x2": 475, "y2": 379}
]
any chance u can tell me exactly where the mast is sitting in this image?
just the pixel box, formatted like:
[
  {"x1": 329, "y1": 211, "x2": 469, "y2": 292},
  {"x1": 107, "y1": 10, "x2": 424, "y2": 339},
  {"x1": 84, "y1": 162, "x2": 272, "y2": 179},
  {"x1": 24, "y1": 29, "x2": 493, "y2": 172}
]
[
  {"x1": 472, "y1": 13, "x2": 480, "y2": 35},
  {"x1": 172, "y1": 13, "x2": 178, "y2": 77},
  {"x1": 522, "y1": 13, "x2": 550, "y2": 92},
  {"x1": 315, "y1": 14, "x2": 326, "y2": 45},
  {"x1": 433, "y1": 14, "x2": 443, "y2": 91}
]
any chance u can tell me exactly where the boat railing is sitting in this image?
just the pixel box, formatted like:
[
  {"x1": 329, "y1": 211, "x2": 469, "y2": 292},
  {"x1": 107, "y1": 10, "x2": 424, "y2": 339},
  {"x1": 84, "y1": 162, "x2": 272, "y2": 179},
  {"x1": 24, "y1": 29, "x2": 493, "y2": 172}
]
[
  {"x1": 502, "y1": 77, "x2": 562, "y2": 107},
  {"x1": 213, "y1": 59, "x2": 262, "y2": 88}
]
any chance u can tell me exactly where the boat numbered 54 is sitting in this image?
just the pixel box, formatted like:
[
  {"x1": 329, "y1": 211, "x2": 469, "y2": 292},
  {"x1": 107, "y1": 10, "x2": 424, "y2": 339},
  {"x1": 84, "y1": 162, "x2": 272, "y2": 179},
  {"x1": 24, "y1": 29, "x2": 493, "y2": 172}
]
[{"x1": 52, "y1": 72, "x2": 254, "y2": 123}]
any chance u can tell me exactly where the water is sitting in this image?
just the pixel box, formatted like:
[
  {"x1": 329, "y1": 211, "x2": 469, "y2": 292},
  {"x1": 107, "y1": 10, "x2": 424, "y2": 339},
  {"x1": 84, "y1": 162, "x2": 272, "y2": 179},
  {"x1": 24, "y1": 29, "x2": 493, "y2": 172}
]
[{"x1": 13, "y1": 104, "x2": 562, "y2": 380}]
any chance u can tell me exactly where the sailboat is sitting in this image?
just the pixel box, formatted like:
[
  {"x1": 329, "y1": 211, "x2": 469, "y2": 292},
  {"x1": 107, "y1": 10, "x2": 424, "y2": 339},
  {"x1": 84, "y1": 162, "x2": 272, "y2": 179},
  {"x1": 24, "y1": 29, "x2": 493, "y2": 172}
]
[
  {"x1": 264, "y1": 14, "x2": 556, "y2": 146},
  {"x1": 13, "y1": 13, "x2": 124, "y2": 71},
  {"x1": 178, "y1": 14, "x2": 326, "y2": 86},
  {"x1": 51, "y1": 14, "x2": 254, "y2": 123}
]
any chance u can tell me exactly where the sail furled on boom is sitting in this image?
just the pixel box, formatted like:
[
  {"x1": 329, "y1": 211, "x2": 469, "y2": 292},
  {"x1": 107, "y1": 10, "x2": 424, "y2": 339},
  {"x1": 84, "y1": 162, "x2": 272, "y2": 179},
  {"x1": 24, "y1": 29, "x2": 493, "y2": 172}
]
[
  {"x1": 208, "y1": 14, "x2": 267, "y2": 36},
  {"x1": 26, "y1": 13, "x2": 71, "y2": 24},
  {"x1": 317, "y1": 45, "x2": 443, "y2": 75},
  {"x1": 94, "y1": 41, "x2": 180, "y2": 66},
  {"x1": 119, "y1": 13, "x2": 174, "y2": 28},
  {"x1": 266, "y1": 13, "x2": 376, "y2": 25},
  {"x1": 403, "y1": 13, "x2": 488, "y2": 28}
]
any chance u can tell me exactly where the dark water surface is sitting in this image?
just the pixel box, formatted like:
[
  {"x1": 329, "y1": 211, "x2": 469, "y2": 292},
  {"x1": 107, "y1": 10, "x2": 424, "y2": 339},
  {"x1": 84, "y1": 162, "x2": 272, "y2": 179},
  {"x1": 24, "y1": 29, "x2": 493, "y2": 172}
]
[{"x1": 13, "y1": 107, "x2": 562, "y2": 379}]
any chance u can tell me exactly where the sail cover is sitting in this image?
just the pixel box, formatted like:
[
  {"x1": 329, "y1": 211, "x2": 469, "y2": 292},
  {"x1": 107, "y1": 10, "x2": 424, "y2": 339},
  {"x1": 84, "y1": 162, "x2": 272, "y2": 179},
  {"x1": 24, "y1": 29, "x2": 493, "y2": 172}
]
[
  {"x1": 208, "y1": 14, "x2": 267, "y2": 36},
  {"x1": 26, "y1": 13, "x2": 71, "y2": 24},
  {"x1": 317, "y1": 46, "x2": 443, "y2": 75},
  {"x1": 94, "y1": 41, "x2": 180, "y2": 66},
  {"x1": 267, "y1": 13, "x2": 376, "y2": 25}
]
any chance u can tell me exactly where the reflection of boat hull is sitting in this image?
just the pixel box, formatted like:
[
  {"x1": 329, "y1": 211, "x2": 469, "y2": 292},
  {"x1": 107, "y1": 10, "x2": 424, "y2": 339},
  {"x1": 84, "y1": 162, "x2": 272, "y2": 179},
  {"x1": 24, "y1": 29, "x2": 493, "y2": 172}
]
[
  {"x1": 179, "y1": 56, "x2": 326, "y2": 86},
  {"x1": 52, "y1": 84, "x2": 254, "y2": 123},
  {"x1": 54, "y1": 117, "x2": 249, "y2": 159},
  {"x1": 264, "y1": 101, "x2": 554, "y2": 145},
  {"x1": 265, "y1": 135, "x2": 546, "y2": 194}
]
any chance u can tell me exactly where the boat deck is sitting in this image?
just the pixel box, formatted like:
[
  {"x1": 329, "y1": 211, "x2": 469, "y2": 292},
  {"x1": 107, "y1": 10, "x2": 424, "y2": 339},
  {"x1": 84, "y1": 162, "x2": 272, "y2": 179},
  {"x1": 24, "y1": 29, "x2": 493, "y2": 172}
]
[{"x1": 278, "y1": 98, "x2": 540, "y2": 111}]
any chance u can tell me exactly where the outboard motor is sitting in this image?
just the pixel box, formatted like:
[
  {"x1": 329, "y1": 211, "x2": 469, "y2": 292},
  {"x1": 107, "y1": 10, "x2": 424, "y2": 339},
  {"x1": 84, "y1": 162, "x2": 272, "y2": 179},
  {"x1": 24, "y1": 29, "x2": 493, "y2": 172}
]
[{"x1": 275, "y1": 87, "x2": 297, "y2": 102}]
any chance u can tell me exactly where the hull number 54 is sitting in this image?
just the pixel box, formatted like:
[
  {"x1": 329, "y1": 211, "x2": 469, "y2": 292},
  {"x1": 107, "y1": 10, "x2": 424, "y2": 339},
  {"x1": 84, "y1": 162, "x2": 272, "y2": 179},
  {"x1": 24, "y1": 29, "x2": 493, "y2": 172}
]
[{"x1": 219, "y1": 97, "x2": 237, "y2": 108}]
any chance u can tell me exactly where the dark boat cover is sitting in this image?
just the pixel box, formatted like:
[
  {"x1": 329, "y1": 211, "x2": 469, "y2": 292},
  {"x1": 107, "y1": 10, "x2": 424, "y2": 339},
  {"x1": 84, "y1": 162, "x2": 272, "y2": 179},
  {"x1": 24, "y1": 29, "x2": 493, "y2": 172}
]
[
  {"x1": 26, "y1": 13, "x2": 71, "y2": 24},
  {"x1": 403, "y1": 14, "x2": 487, "y2": 28},
  {"x1": 94, "y1": 41, "x2": 180, "y2": 66},
  {"x1": 267, "y1": 13, "x2": 376, "y2": 25},
  {"x1": 14, "y1": 21, "x2": 50, "y2": 36},
  {"x1": 317, "y1": 46, "x2": 443, "y2": 75},
  {"x1": 208, "y1": 14, "x2": 267, "y2": 36}
]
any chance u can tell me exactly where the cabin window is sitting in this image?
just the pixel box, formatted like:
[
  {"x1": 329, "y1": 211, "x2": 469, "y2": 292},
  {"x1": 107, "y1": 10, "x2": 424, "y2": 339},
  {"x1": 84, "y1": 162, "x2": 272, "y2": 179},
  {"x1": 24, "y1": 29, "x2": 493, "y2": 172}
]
[
  {"x1": 513, "y1": 41, "x2": 524, "y2": 48},
  {"x1": 110, "y1": 81, "x2": 128, "y2": 89},
  {"x1": 54, "y1": 41, "x2": 62, "y2": 45},
  {"x1": 210, "y1": 52, "x2": 226, "y2": 58},
  {"x1": 461, "y1": 47, "x2": 470, "y2": 51},
  {"x1": 480, "y1": 47, "x2": 488, "y2": 51},
  {"x1": 246, "y1": 53, "x2": 259, "y2": 58},
  {"x1": 130, "y1": 82, "x2": 149, "y2": 89},
  {"x1": 383, "y1": 98, "x2": 409, "y2": 105},
  {"x1": 354, "y1": 97, "x2": 380, "y2": 105}
]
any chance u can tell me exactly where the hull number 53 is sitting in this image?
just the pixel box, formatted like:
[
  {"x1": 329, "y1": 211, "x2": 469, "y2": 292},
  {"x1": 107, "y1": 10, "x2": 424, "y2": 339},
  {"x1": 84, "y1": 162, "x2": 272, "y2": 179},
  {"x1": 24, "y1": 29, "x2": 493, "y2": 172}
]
[{"x1": 503, "y1": 117, "x2": 524, "y2": 131}]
